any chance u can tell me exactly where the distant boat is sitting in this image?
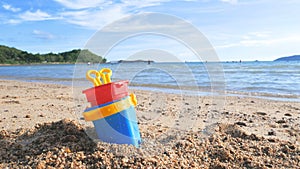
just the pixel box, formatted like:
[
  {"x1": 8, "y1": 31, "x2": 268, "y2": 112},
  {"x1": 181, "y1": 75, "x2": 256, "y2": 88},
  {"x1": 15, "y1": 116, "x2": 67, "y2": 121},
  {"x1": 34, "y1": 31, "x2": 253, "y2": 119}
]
[
  {"x1": 107, "y1": 61, "x2": 119, "y2": 64},
  {"x1": 118, "y1": 60, "x2": 154, "y2": 63}
]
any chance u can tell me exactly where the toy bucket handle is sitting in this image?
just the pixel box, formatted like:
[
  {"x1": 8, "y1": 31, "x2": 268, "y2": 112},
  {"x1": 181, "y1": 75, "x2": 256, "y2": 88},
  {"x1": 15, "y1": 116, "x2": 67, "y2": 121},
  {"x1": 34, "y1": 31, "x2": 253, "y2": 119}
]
[
  {"x1": 86, "y1": 70, "x2": 102, "y2": 86},
  {"x1": 99, "y1": 68, "x2": 112, "y2": 84}
]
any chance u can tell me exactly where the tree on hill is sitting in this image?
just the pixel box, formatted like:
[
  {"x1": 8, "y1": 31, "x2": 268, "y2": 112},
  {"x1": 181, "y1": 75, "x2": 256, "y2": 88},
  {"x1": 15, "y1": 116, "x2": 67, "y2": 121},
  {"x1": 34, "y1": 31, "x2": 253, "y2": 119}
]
[
  {"x1": 76, "y1": 49, "x2": 106, "y2": 63},
  {"x1": 0, "y1": 45, "x2": 106, "y2": 64}
]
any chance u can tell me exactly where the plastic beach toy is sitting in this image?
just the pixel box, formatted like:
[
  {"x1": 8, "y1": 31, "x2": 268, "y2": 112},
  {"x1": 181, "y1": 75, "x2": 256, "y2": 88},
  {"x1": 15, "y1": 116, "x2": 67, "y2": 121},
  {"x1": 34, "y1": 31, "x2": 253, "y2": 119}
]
[{"x1": 82, "y1": 68, "x2": 141, "y2": 147}]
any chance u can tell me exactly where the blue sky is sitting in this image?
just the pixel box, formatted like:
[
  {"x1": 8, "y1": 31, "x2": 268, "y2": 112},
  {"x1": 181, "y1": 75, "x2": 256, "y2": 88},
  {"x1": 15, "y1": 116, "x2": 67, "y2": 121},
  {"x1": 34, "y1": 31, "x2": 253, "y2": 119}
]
[{"x1": 1, "y1": 0, "x2": 300, "y2": 61}]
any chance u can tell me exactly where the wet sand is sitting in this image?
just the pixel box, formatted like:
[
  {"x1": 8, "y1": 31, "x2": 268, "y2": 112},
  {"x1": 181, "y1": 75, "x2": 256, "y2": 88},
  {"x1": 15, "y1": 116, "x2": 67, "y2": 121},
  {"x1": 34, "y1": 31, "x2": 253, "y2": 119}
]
[{"x1": 0, "y1": 80, "x2": 299, "y2": 168}]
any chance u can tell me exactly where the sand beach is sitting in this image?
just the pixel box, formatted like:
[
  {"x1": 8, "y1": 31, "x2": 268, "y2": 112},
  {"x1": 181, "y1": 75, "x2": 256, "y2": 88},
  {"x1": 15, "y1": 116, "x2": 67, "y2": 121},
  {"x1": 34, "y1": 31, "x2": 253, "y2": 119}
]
[{"x1": 0, "y1": 80, "x2": 299, "y2": 168}]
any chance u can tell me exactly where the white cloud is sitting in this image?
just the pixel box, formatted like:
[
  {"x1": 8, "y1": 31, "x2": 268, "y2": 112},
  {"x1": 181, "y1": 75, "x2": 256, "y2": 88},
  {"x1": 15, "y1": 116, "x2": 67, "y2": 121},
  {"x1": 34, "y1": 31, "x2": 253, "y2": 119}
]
[
  {"x1": 19, "y1": 10, "x2": 59, "y2": 21},
  {"x1": 3, "y1": 9, "x2": 61, "y2": 24},
  {"x1": 61, "y1": 5, "x2": 126, "y2": 29},
  {"x1": 220, "y1": 0, "x2": 238, "y2": 5},
  {"x1": 216, "y1": 32, "x2": 300, "y2": 49},
  {"x1": 54, "y1": 0, "x2": 109, "y2": 9},
  {"x1": 2, "y1": 0, "x2": 171, "y2": 29},
  {"x1": 33, "y1": 30, "x2": 55, "y2": 39},
  {"x1": 242, "y1": 31, "x2": 271, "y2": 39},
  {"x1": 239, "y1": 31, "x2": 275, "y2": 46},
  {"x1": 240, "y1": 39, "x2": 272, "y2": 46},
  {"x1": 2, "y1": 4, "x2": 21, "y2": 12},
  {"x1": 122, "y1": 0, "x2": 170, "y2": 8},
  {"x1": 100, "y1": 13, "x2": 186, "y2": 32},
  {"x1": 240, "y1": 36, "x2": 300, "y2": 47},
  {"x1": 215, "y1": 43, "x2": 239, "y2": 49},
  {"x1": 6, "y1": 19, "x2": 21, "y2": 24},
  {"x1": 54, "y1": 0, "x2": 171, "y2": 29},
  {"x1": 54, "y1": 0, "x2": 170, "y2": 9}
]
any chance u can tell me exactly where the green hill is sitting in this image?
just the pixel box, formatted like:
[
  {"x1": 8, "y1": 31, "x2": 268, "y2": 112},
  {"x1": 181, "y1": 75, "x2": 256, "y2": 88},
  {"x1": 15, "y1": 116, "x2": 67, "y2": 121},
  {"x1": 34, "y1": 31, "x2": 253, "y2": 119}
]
[
  {"x1": 274, "y1": 55, "x2": 300, "y2": 61},
  {"x1": 0, "y1": 45, "x2": 106, "y2": 64}
]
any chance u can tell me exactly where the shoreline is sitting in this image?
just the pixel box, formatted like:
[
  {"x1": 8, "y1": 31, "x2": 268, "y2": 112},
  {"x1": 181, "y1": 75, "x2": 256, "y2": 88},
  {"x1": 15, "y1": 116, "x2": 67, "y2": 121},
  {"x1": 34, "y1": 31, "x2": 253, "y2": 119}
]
[
  {"x1": 0, "y1": 62, "x2": 107, "y2": 66},
  {"x1": 0, "y1": 79, "x2": 300, "y2": 168},
  {"x1": 0, "y1": 62, "x2": 75, "y2": 66},
  {"x1": 1, "y1": 77, "x2": 299, "y2": 102}
]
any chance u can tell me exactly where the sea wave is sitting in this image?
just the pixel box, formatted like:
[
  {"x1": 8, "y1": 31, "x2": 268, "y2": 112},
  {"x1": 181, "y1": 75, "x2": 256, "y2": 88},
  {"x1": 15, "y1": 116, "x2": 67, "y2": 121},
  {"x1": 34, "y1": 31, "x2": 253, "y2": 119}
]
[{"x1": 1, "y1": 61, "x2": 300, "y2": 101}]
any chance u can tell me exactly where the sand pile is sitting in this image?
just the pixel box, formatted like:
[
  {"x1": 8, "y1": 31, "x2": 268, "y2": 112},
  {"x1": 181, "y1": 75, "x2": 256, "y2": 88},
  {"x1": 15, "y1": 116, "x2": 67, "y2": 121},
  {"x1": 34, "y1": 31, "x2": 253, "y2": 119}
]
[{"x1": 1, "y1": 119, "x2": 299, "y2": 168}]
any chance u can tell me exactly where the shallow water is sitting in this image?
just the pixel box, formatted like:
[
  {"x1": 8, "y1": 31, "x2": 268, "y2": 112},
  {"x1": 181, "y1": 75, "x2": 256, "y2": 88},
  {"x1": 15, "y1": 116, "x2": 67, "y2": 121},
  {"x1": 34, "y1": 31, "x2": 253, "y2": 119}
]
[{"x1": 0, "y1": 61, "x2": 299, "y2": 101}]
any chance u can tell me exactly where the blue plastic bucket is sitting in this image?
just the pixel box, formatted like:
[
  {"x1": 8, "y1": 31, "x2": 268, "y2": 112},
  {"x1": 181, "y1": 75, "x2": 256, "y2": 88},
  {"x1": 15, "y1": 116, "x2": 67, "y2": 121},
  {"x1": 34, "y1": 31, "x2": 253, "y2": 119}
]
[{"x1": 84, "y1": 97, "x2": 141, "y2": 147}]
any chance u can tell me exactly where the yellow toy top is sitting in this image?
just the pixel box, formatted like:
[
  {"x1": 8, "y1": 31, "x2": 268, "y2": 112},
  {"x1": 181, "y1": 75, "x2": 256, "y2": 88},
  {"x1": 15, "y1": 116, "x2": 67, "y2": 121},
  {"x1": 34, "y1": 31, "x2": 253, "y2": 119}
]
[{"x1": 86, "y1": 68, "x2": 112, "y2": 87}]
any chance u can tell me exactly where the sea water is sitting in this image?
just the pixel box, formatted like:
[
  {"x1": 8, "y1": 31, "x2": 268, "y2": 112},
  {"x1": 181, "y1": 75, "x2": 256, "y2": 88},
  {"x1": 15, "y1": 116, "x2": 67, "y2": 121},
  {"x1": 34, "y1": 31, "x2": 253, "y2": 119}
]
[{"x1": 0, "y1": 61, "x2": 299, "y2": 101}]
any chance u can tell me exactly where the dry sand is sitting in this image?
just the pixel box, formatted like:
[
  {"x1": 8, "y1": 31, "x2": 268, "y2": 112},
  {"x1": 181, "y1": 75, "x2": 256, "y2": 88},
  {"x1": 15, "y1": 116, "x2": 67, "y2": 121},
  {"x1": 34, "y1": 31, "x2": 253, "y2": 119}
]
[{"x1": 0, "y1": 80, "x2": 300, "y2": 168}]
